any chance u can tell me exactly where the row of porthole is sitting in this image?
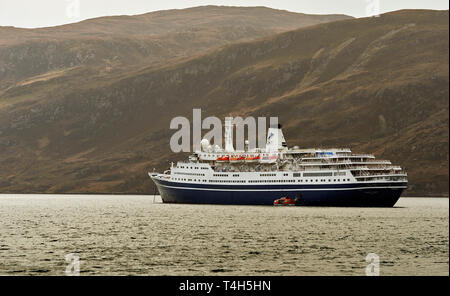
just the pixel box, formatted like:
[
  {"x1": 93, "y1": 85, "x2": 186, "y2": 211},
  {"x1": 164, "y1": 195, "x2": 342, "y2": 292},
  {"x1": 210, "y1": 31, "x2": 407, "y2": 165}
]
[
  {"x1": 300, "y1": 179, "x2": 351, "y2": 182},
  {"x1": 171, "y1": 178, "x2": 352, "y2": 183},
  {"x1": 249, "y1": 180, "x2": 296, "y2": 183},
  {"x1": 173, "y1": 172, "x2": 205, "y2": 176}
]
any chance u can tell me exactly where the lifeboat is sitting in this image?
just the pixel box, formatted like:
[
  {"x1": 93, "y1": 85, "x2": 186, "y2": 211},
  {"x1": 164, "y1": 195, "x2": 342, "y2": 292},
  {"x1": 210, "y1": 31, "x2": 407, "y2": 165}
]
[
  {"x1": 273, "y1": 197, "x2": 296, "y2": 206},
  {"x1": 230, "y1": 155, "x2": 245, "y2": 163},
  {"x1": 216, "y1": 155, "x2": 229, "y2": 162},
  {"x1": 245, "y1": 155, "x2": 260, "y2": 162}
]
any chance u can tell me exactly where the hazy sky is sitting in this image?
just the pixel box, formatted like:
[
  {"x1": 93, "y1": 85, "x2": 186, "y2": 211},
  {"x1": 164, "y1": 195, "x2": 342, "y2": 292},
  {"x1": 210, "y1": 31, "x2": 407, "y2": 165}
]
[{"x1": 0, "y1": 0, "x2": 448, "y2": 28}]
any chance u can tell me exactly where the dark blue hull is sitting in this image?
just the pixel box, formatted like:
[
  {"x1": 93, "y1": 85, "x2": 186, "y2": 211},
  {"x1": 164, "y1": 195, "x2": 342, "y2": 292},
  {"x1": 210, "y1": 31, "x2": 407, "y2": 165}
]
[{"x1": 151, "y1": 178, "x2": 407, "y2": 207}]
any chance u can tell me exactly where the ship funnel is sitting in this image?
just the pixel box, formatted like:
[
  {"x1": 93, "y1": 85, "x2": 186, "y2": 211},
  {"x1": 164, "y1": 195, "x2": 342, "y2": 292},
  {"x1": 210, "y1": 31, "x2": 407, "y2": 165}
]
[
  {"x1": 265, "y1": 123, "x2": 287, "y2": 152},
  {"x1": 224, "y1": 117, "x2": 235, "y2": 152}
]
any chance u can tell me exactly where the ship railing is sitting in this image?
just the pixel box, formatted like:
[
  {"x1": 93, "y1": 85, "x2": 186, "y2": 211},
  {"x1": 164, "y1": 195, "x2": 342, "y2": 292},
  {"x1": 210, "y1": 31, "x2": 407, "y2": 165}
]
[
  {"x1": 297, "y1": 161, "x2": 392, "y2": 167},
  {"x1": 359, "y1": 159, "x2": 391, "y2": 163},
  {"x1": 350, "y1": 154, "x2": 376, "y2": 158},
  {"x1": 300, "y1": 154, "x2": 375, "y2": 160},
  {"x1": 314, "y1": 148, "x2": 352, "y2": 152},
  {"x1": 350, "y1": 160, "x2": 392, "y2": 165},
  {"x1": 356, "y1": 176, "x2": 408, "y2": 181},
  {"x1": 299, "y1": 161, "x2": 353, "y2": 165},
  {"x1": 353, "y1": 172, "x2": 407, "y2": 178},
  {"x1": 350, "y1": 165, "x2": 402, "y2": 170}
]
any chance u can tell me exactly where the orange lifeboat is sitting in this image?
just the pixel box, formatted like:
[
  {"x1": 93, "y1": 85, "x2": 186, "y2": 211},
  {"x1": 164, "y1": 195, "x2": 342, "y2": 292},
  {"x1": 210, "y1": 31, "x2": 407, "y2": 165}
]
[
  {"x1": 273, "y1": 197, "x2": 296, "y2": 206},
  {"x1": 216, "y1": 155, "x2": 229, "y2": 162},
  {"x1": 245, "y1": 155, "x2": 260, "y2": 162},
  {"x1": 230, "y1": 155, "x2": 245, "y2": 162}
]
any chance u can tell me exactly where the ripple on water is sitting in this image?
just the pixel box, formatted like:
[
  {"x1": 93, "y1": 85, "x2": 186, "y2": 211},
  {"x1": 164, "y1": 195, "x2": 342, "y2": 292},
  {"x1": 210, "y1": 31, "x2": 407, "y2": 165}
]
[{"x1": 0, "y1": 195, "x2": 448, "y2": 275}]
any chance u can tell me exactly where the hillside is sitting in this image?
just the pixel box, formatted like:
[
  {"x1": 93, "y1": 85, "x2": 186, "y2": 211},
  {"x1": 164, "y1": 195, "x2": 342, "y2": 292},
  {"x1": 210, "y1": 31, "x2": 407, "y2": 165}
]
[
  {"x1": 0, "y1": 6, "x2": 350, "y2": 89},
  {"x1": 0, "y1": 8, "x2": 448, "y2": 196}
]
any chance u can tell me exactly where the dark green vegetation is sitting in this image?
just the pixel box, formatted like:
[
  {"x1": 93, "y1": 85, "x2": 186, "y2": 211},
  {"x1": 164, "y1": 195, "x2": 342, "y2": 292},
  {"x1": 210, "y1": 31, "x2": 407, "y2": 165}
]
[{"x1": 0, "y1": 7, "x2": 448, "y2": 196}]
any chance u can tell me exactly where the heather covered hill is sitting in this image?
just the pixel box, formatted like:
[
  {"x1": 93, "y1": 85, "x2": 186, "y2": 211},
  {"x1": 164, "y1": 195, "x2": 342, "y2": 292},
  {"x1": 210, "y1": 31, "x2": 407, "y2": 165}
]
[{"x1": 0, "y1": 9, "x2": 448, "y2": 196}]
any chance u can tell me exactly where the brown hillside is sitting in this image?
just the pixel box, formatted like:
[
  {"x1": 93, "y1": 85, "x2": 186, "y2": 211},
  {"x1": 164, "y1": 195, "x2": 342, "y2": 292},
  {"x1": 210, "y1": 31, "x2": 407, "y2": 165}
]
[
  {"x1": 0, "y1": 6, "x2": 351, "y2": 89},
  {"x1": 0, "y1": 9, "x2": 448, "y2": 196}
]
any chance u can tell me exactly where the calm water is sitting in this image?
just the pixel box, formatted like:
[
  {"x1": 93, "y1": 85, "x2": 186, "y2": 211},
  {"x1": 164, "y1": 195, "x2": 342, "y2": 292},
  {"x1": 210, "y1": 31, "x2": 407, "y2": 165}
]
[{"x1": 0, "y1": 195, "x2": 448, "y2": 276}]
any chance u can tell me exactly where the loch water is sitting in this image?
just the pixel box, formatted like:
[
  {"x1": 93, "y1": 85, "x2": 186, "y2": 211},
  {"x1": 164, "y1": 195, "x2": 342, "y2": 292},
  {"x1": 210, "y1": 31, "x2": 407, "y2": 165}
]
[{"x1": 0, "y1": 195, "x2": 448, "y2": 275}]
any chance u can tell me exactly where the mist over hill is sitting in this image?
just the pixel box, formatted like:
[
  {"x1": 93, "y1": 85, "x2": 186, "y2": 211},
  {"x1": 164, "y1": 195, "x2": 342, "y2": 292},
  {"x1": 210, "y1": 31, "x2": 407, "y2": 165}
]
[{"x1": 0, "y1": 7, "x2": 448, "y2": 196}]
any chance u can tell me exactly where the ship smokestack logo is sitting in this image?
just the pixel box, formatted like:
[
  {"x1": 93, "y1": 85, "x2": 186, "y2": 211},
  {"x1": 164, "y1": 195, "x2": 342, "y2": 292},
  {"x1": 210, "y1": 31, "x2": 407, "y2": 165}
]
[{"x1": 169, "y1": 108, "x2": 279, "y2": 153}]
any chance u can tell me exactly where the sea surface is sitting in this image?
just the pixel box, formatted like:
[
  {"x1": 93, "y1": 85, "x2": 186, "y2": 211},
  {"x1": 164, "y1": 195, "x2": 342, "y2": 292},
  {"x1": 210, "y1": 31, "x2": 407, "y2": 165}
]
[{"x1": 0, "y1": 195, "x2": 448, "y2": 276}]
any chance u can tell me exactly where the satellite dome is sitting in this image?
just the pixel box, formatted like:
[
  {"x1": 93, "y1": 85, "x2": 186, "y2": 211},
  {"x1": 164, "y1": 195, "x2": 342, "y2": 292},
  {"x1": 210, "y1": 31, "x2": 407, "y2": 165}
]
[{"x1": 200, "y1": 139, "x2": 210, "y2": 151}]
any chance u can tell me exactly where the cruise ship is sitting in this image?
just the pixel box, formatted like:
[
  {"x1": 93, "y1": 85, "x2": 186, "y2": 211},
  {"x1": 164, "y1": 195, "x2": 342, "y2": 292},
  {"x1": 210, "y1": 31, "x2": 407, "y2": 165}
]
[{"x1": 149, "y1": 120, "x2": 408, "y2": 207}]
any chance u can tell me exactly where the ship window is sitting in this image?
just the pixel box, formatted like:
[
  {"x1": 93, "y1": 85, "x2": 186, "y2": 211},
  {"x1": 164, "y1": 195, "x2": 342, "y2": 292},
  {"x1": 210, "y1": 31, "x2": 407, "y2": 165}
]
[{"x1": 304, "y1": 172, "x2": 333, "y2": 177}]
